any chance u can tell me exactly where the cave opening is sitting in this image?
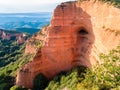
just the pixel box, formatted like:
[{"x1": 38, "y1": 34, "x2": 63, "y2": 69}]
[
  {"x1": 75, "y1": 28, "x2": 89, "y2": 55},
  {"x1": 78, "y1": 29, "x2": 88, "y2": 35},
  {"x1": 73, "y1": 27, "x2": 90, "y2": 66},
  {"x1": 77, "y1": 28, "x2": 89, "y2": 43},
  {"x1": 77, "y1": 28, "x2": 89, "y2": 55}
]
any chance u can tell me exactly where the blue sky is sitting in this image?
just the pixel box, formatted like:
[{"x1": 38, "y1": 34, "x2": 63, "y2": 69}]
[{"x1": 0, "y1": 0, "x2": 75, "y2": 13}]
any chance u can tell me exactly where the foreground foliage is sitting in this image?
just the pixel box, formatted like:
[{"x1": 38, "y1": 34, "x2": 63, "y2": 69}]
[
  {"x1": 101, "y1": 0, "x2": 120, "y2": 7},
  {"x1": 45, "y1": 66, "x2": 86, "y2": 90},
  {"x1": 77, "y1": 46, "x2": 120, "y2": 90},
  {"x1": 0, "y1": 36, "x2": 34, "y2": 90},
  {"x1": 78, "y1": 0, "x2": 120, "y2": 8},
  {"x1": 10, "y1": 85, "x2": 27, "y2": 90}
]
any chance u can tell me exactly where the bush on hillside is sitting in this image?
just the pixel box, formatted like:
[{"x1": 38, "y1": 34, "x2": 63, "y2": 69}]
[
  {"x1": 45, "y1": 66, "x2": 86, "y2": 90},
  {"x1": 78, "y1": 0, "x2": 120, "y2": 8},
  {"x1": 77, "y1": 46, "x2": 120, "y2": 90},
  {"x1": 10, "y1": 85, "x2": 27, "y2": 90},
  {"x1": 0, "y1": 83, "x2": 11, "y2": 90}
]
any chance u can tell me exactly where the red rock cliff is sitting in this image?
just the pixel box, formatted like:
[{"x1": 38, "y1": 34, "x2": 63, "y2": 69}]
[{"x1": 16, "y1": 1, "x2": 120, "y2": 88}]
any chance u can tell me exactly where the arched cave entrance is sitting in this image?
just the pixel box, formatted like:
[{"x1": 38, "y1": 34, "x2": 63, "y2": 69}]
[
  {"x1": 76, "y1": 28, "x2": 89, "y2": 54},
  {"x1": 78, "y1": 29, "x2": 88, "y2": 35},
  {"x1": 73, "y1": 27, "x2": 90, "y2": 66}
]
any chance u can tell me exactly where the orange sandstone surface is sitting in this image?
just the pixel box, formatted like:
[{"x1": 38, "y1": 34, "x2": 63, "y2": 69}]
[{"x1": 16, "y1": 1, "x2": 120, "y2": 88}]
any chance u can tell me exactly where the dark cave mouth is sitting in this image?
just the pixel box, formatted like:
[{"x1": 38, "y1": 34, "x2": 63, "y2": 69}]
[
  {"x1": 78, "y1": 29, "x2": 88, "y2": 35},
  {"x1": 73, "y1": 28, "x2": 90, "y2": 66}
]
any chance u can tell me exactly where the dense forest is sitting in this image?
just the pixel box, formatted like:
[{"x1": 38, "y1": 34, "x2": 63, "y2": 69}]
[{"x1": 0, "y1": 31, "x2": 34, "y2": 90}]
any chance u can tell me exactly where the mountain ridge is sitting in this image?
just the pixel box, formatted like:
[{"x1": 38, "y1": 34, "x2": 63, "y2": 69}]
[{"x1": 0, "y1": 12, "x2": 51, "y2": 31}]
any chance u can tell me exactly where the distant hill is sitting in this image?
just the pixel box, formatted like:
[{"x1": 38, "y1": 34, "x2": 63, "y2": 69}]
[
  {"x1": 0, "y1": 29, "x2": 20, "y2": 34},
  {"x1": 0, "y1": 12, "x2": 51, "y2": 34},
  {"x1": 15, "y1": 28, "x2": 40, "y2": 34}
]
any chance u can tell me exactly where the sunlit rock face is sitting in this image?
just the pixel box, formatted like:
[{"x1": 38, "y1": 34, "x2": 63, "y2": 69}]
[
  {"x1": 25, "y1": 26, "x2": 48, "y2": 54},
  {"x1": 16, "y1": 1, "x2": 120, "y2": 88}
]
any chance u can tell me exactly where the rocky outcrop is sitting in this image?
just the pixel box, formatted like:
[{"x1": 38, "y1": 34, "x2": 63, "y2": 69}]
[
  {"x1": 0, "y1": 29, "x2": 26, "y2": 44},
  {"x1": 16, "y1": 1, "x2": 120, "y2": 88},
  {"x1": 25, "y1": 26, "x2": 48, "y2": 54}
]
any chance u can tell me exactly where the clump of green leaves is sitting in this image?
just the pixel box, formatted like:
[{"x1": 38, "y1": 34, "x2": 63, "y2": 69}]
[
  {"x1": 10, "y1": 85, "x2": 27, "y2": 90},
  {"x1": 29, "y1": 39, "x2": 42, "y2": 49},
  {"x1": 77, "y1": 46, "x2": 120, "y2": 90},
  {"x1": 77, "y1": 0, "x2": 120, "y2": 8},
  {"x1": 101, "y1": 0, "x2": 120, "y2": 8}
]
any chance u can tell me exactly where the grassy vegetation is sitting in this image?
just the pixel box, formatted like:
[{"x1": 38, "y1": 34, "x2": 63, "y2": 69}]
[
  {"x1": 29, "y1": 39, "x2": 42, "y2": 50},
  {"x1": 45, "y1": 66, "x2": 86, "y2": 90},
  {"x1": 101, "y1": 0, "x2": 120, "y2": 7},
  {"x1": 0, "y1": 33, "x2": 34, "y2": 90},
  {"x1": 0, "y1": 38, "x2": 23, "y2": 67},
  {"x1": 77, "y1": 46, "x2": 120, "y2": 90},
  {"x1": 78, "y1": 0, "x2": 120, "y2": 8},
  {"x1": 28, "y1": 26, "x2": 48, "y2": 50},
  {"x1": 10, "y1": 85, "x2": 27, "y2": 90}
]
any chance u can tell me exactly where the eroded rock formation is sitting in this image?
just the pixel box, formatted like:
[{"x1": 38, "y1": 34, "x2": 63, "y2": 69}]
[
  {"x1": 25, "y1": 26, "x2": 48, "y2": 54},
  {"x1": 16, "y1": 1, "x2": 120, "y2": 88},
  {"x1": 0, "y1": 29, "x2": 26, "y2": 44}
]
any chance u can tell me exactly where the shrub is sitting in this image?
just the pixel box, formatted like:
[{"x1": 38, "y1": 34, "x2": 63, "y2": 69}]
[
  {"x1": 77, "y1": 0, "x2": 120, "y2": 8},
  {"x1": 45, "y1": 66, "x2": 86, "y2": 90},
  {"x1": 77, "y1": 46, "x2": 120, "y2": 90},
  {"x1": 10, "y1": 85, "x2": 27, "y2": 90},
  {"x1": 0, "y1": 83, "x2": 10, "y2": 90}
]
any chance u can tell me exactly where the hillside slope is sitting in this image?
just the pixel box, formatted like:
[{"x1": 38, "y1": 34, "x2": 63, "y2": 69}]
[{"x1": 0, "y1": 30, "x2": 34, "y2": 90}]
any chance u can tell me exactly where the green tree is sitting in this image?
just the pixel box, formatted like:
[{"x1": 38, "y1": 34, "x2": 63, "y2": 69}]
[{"x1": 10, "y1": 85, "x2": 27, "y2": 90}]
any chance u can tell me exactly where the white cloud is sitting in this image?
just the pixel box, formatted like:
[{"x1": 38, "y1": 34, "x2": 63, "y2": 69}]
[{"x1": 0, "y1": 0, "x2": 75, "y2": 13}]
